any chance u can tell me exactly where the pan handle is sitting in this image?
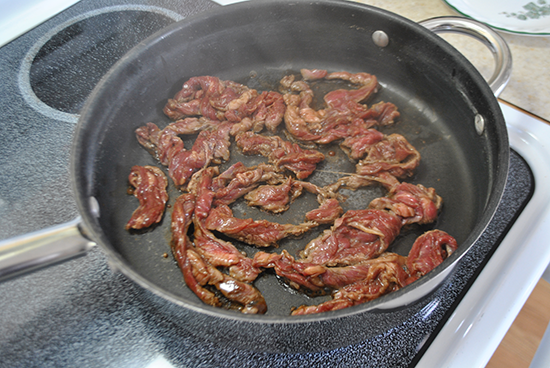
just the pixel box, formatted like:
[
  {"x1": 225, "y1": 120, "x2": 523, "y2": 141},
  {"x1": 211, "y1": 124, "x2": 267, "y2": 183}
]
[
  {"x1": 0, "y1": 217, "x2": 95, "y2": 281},
  {"x1": 419, "y1": 16, "x2": 512, "y2": 97}
]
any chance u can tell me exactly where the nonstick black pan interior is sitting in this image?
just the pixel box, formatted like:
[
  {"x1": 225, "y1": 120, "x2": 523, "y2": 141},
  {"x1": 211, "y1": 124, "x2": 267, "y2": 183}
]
[{"x1": 74, "y1": 1, "x2": 508, "y2": 321}]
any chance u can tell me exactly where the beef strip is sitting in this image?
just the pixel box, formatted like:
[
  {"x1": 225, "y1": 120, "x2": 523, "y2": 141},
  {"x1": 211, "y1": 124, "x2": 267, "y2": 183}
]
[
  {"x1": 282, "y1": 69, "x2": 400, "y2": 145},
  {"x1": 171, "y1": 193, "x2": 222, "y2": 308},
  {"x1": 212, "y1": 163, "x2": 287, "y2": 207},
  {"x1": 291, "y1": 230, "x2": 457, "y2": 315},
  {"x1": 170, "y1": 180, "x2": 267, "y2": 314},
  {"x1": 323, "y1": 172, "x2": 400, "y2": 195},
  {"x1": 369, "y1": 182, "x2": 443, "y2": 226},
  {"x1": 164, "y1": 76, "x2": 246, "y2": 121},
  {"x1": 190, "y1": 167, "x2": 263, "y2": 283},
  {"x1": 181, "y1": 244, "x2": 267, "y2": 314},
  {"x1": 405, "y1": 230, "x2": 458, "y2": 284},
  {"x1": 135, "y1": 121, "x2": 232, "y2": 187},
  {"x1": 243, "y1": 177, "x2": 301, "y2": 213},
  {"x1": 252, "y1": 250, "x2": 328, "y2": 292},
  {"x1": 355, "y1": 133, "x2": 420, "y2": 179},
  {"x1": 339, "y1": 128, "x2": 384, "y2": 160},
  {"x1": 241, "y1": 174, "x2": 344, "y2": 225},
  {"x1": 235, "y1": 131, "x2": 325, "y2": 179},
  {"x1": 252, "y1": 208, "x2": 404, "y2": 293},
  {"x1": 304, "y1": 198, "x2": 344, "y2": 225},
  {"x1": 290, "y1": 253, "x2": 409, "y2": 315},
  {"x1": 125, "y1": 165, "x2": 168, "y2": 230},
  {"x1": 298, "y1": 209, "x2": 403, "y2": 266},
  {"x1": 205, "y1": 204, "x2": 317, "y2": 248},
  {"x1": 225, "y1": 90, "x2": 286, "y2": 132},
  {"x1": 164, "y1": 76, "x2": 285, "y2": 132}
]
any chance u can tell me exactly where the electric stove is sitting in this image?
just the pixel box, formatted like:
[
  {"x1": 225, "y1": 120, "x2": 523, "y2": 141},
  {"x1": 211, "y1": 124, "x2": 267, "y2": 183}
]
[{"x1": 1, "y1": 1, "x2": 550, "y2": 367}]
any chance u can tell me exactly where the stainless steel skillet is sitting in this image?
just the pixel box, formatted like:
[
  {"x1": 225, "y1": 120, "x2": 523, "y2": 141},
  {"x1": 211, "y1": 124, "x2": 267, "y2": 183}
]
[{"x1": 0, "y1": 0, "x2": 511, "y2": 352}]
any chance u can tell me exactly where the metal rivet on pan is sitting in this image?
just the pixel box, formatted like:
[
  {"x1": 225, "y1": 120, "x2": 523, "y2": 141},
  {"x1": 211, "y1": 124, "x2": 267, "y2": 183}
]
[
  {"x1": 474, "y1": 114, "x2": 485, "y2": 135},
  {"x1": 89, "y1": 196, "x2": 100, "y2": 218},
  {"x1": 372, "y1": 30, "x2": 389, "y2": 48}
]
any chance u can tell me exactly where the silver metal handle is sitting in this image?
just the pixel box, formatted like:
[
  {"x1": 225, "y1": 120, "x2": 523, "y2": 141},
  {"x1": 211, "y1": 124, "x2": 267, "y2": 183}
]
[
  {"x1": 419, "y1": 16, "x2": 512, "y2": 97},
  {"x1": 0, "y1": 217, "x2": 95, "y2": 281}
]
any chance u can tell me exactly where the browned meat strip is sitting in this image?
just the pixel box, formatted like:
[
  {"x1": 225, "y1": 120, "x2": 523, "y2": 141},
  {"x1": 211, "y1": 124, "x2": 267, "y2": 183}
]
[
  {"x1": 369, "y1": 182, "x2": 442, "y2": 226},
  {"x1": 171, "y1": 193, "x2": 222, "y2": 308},
  {"x1": 171, "y1": 194, "x2": 196, "y2": 250},
  {"x1": 323, "y1": 172, "x2": 400, "y2": 195},
  {"x1": 235, "y1": 131, "x2": 325, "y2": 179},
  {"x1": 187, "y1": 166, "x2": 218, "y2": 221},
  {"x1": 242, "y1": 175, "x2": 343, "y2": 224},
  {"x1": 125, "y1": 165, "x2": 168, "y2": 230},
  {"x1": 253, "y1": 250, "x2": 327, "y2": 292},
  {"x1": 193, "y1": 221, "x2": 263, "y2": 283},
  {"x1": 172, "y1": 170, "x2": 267, "y2": 314},
  {"x1": 135, "y1": 122, "x2": 162, "y2": 159},
  {"x1": 172, "y1": 170, "x2": 270, "y2": 314},
  {"x1": 252, "y1": 208, "x2": 404, "y2": 293},
  {"x1": 164, "y1": 76, "x2": 285, "y2": 132},
  {"x1": 212, "y1": 163, "x2": 286, "y2": 207},
  {"x1": 204, "y1": 204, "x2": 317, "y2": 248},
  {"x1": 187, "y1": 247, "x2": 267, "y2": 314},
  {"x1": 253, "y1": 250, "x2": 408, "y2": 299},
  {"x1": 405, "y1": 230, "x2": 457, "y2": 284},
  {"x1": 252, "y1": 194, "x2": 449, "y2": 311},
  {"x1": 298, "y1": 209, "x2": 403, "y2": 266},
  {"x1": 305, "y1": 198, "x2": 344, "y2": 225},
  {"x1": 135, "y1": 121, "x2": 232, "y2": 187},
  {"x1": 339, "y1": 129, "x2": 384, "y2": 160},
  {"x1": 183, "y1": 248, "x2": 224, "y2": 308},
  {"x1": 225, "y1": 90, "x2": 286, "y2": 132},
  {"x1": 291, "y1": 230, "x2": 457, "y2": 315},
  {"x1": 164, "y1": 76, "x2": 244, "y2": 121},
  {"x1": 282, "y1": 70, "x2": 400, "y2": 144},
  {"x1": 245, "y1": 177, "x2": 292, "y2": 213},
  {"x1": 169, "y1": 122, "x2": 232, "y2": 187},
  {"x1": 190, "y1": 167, "x2": 263, "y2": 283},
  {"x1": 300, "y1": 68, "x2": 328, "y2": 80},
  {"x1": 244, "y1": 177, "x2": 303, "y2": 213},
  {"x1": 135, "y1": 117, "x2": 222, "y2": 164},
  {"x1": 291, "y1": 253, "x2": 409, "y2": 315},
  {"x1": 355, "y1": 133, "x2": 420, "y2": 179}
]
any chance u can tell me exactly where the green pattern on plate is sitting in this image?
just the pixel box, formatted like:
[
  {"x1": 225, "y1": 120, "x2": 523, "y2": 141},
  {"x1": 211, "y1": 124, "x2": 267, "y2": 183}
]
[{"x1": 502, "y1": 0, "x2": 550, "y2": 20}]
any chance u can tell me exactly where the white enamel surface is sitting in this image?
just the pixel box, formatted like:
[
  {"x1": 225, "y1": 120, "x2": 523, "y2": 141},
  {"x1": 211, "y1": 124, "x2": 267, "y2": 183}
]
[
  {"x1": 417, "y1": 102, "x2": 550, "y2": 367},
  {"x1": 0, "y1": 0, "x2": 81, "y2": 48},
  {"x1": 210, "y1": 0, "x2": 248, "y2": 5},
  {"x1": 445, "y1": 0, "x2": 550, "y2": 35}
]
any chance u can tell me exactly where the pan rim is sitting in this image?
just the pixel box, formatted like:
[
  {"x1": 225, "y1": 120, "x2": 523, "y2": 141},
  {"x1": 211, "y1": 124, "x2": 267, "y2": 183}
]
[{"x1": 72, "y1": 0, "x2": 509, "y2": 324}]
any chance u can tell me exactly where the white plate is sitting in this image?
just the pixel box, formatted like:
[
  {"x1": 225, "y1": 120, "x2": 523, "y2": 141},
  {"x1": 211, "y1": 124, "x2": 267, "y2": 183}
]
[{"x1": 444, "y1": 0, "x2": 550, "y2": 35}]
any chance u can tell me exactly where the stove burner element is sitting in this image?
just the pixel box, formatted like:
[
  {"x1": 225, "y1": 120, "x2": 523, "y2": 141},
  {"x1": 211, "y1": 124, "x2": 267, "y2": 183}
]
[
  {"x1": 18, "y1": 5, "x2": 182, "y2": 123},
  {"x1": 29, "y1": 10, "x2": 173, "y2": 115}
]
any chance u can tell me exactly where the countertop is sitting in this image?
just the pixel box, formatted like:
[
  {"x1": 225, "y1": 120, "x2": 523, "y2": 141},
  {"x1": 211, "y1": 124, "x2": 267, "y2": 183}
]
[{"x1": 354, "y1": 0, "x2": 550, "y2": 123}]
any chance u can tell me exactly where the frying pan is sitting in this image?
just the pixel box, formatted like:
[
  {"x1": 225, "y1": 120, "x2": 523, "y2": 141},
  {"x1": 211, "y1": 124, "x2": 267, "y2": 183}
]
[{"x1": 0, "y1": 0, "x2": 511, "y2": 352}]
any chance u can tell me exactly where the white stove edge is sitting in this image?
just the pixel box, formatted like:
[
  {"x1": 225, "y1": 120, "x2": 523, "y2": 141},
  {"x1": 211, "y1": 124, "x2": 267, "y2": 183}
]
[
  {"x1": 418, "y1": 102, "x2": 550, "y2": 368},
  {"x1": 0, "y1": 0, "x2": 81, "y2": 48}
]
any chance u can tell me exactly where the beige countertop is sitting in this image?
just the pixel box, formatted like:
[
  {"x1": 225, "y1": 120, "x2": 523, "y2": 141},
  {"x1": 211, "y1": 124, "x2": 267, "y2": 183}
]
[{"x1": 352, "y1": 0, "x2": 550, "y2": 123}]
